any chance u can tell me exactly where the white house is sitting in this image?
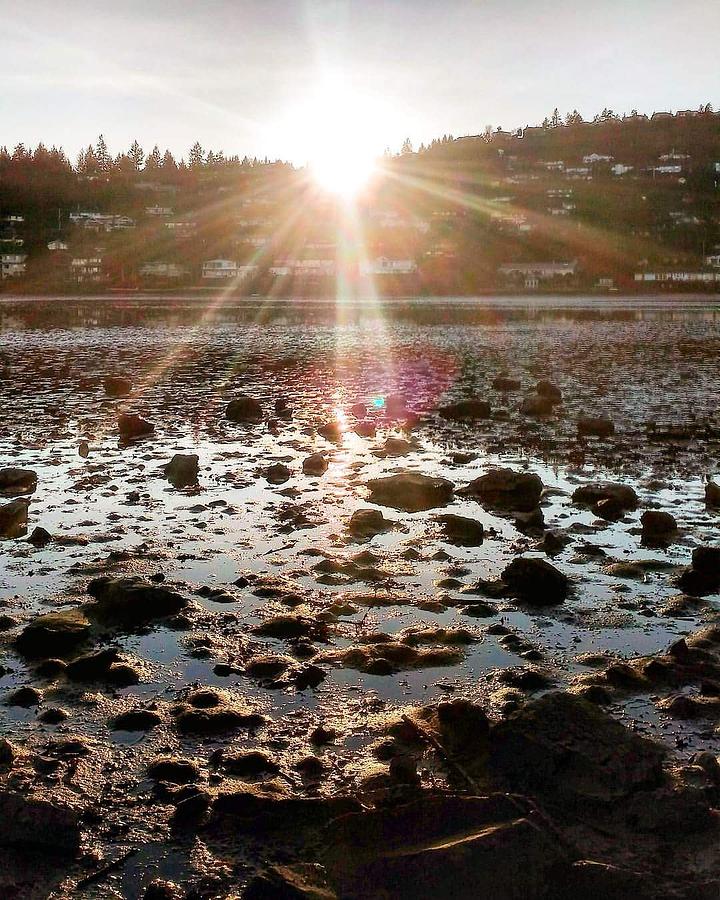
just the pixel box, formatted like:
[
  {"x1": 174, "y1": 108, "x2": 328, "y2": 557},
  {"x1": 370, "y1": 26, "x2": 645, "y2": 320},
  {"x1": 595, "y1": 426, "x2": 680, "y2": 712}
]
[
  {"x1": 498, "y1": 261, "x2": 578, "y2": 280},
  {"x1": 583, "y1": 154, "x2": 613, "y2": 164},
  {"x1": 145, "y1": 206, "x2": 173, "y2": 216},
  {"x1": 611, "y1": 164, "x2": 634, "y2": 176},
  {"x1": 139, "y1": 262, "x2": 188, "y2": 279},
  {"x1": 70, "y1": 258, "x2": 104, "y2": 283},
  {"x1": 705, "y1": 254, "x2": 720, "y2": 268},
  {"x1": 47, "y1": 240, "x2": 69, "y2": 251},
  {"x1": 361, "y1": 257, "x2": 417, "y2": 276},
  {"x1": 1, "y1": 253, "x2": 27, "y2": 278},
  {"x1": 202, "y1": 259, "x2": 238, "y2": 279},
  {"x1": 69, "y1": 212, "x2": 134, "y2": 232}
]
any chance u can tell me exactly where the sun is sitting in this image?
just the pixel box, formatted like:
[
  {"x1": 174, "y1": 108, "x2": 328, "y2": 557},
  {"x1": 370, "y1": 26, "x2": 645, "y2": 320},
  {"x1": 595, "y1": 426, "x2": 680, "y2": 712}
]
[
  {"x1": 311, "y1": 147, "x2": 377, "y2": 197},
  {"x1": 276, "y1": 78, "x2": 387, "y2": 198}
]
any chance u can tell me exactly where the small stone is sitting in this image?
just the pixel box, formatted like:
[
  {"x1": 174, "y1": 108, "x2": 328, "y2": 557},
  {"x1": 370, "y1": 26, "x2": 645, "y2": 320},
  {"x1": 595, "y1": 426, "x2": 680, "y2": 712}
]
[{"x1": 118, "y1": 413, "x2": 154, "y2": 439}]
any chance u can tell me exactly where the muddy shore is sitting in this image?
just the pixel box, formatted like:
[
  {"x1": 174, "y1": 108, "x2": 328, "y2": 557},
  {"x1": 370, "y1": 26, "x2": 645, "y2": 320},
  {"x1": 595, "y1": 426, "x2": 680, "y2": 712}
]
[{"x1": 0, "y1": 296, "x2": 719, "y2": 898}]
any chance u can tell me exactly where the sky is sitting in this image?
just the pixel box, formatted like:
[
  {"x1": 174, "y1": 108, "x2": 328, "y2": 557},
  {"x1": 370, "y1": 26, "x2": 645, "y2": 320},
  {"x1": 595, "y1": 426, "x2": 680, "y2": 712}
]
[{"x1": 1, "y1": 0, "x2": 719, "y2": 164}]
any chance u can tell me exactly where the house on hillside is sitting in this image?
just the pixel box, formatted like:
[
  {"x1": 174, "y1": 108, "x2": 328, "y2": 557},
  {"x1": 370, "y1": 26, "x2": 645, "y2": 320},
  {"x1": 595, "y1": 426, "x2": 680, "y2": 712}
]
[
  {"x1": 145, "y1": 206, "x2": 173, "y2": 216},
  {"x1": 583, "y1": 154, "x2": 613, "y2": 164},
  {"x1": 70, "y1": 257, "x2": 104, "y2": 283},
  {"x1": 47, "y1": 240, "x2": 69, "y2": 251},
  {"x1": 498, "y1": 261, "x2": 578, "y2": 289},
  {"x1": 202, "y1": 259, "x2": 238, "y2": 279},
  {"x1": 611, "y1": 164, "x2": 634, "y2": 176},
  {"x1": 361, "y1": 257, "x2": 417, "y2": 276},
  {"x1": 1, "y1": 253, "x2": 27, "y2": 278},
  {"x1": 139, "y1": 262, "x2": 189, "y2": 279}
]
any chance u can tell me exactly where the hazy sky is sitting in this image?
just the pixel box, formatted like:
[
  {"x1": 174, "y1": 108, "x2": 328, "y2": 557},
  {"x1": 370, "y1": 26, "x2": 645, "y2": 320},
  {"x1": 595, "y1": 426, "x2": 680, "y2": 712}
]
[{"x1": 2, "y1": 0, "x2": 719, "y2": 163}]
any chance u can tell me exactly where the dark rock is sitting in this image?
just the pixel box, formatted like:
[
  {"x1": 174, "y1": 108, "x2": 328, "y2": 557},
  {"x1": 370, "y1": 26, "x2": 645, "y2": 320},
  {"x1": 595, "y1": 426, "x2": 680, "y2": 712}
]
[
  {"x1": 536, "y1": 380, "x2": 562, "y2": 401},
  {"x1": 706, "y1": 481, "x2": 720, "y2": 509},
  {"x1": 0, "y1": 498, "x2": 29, "y2": 538},
  {"x1": 379, "y1": 437, "x2": 413, "y2": 456},
  {"x1": 265, "y1": 463, "x2": 291, "y2": 484},
  {"x1": 253, "y1": 615, "x2": 326, "y2": 640},
  {"x1": 438, "y1": 399, "x2": 491, "y2": 421},
  {"x1": 244, "y1": 864, "x2": 336, "y2": 900},
  {"x1": 577, "y1": 416, "x2": 615, "y2": 438},
  {"x1": 366, "y1": 473, "x2": 454, "y2": 512},
  {"x1": 221, "y1": 750, "x2": 280, "y2": 777},
  {"x1": 519, "y1": 394, "x2": 556, "y2": 416},
  {"x1": 324, "y1": 794, "x2": 564, "y2": 900},
  {"x1": 303, "y1": 453, "x2": 328, "y2": 476},
  {"x1": 118, "y1": 413, "x2": 154, "y2": 439},
  {"x1": 0, "y1": 467, "x2": 37, "y2": 497},
  {"x1": 0, "y1": 738, "x2": 16, "y2": 766},
  {"x1": 489, "y1": 692, "x2": 665, "y2": 802},
  {"x1": 16, "y1": 609, "x2": 90, "y2": 658},
  {"x1": 173, "y1": 704, "x2": 264, "y2": 736},
  {"x1": 310, "y1": 725, "x2": 337, "y2": 746},
  {"x1": 318, "y1": 421, "x2": 343, "y2": 441},
  {"x1": 212, "y1": 785, "x2": 359, "y2": 832},
  {"x1": 0, "y1": 791, "x2": 81, "y2": 851},
  {"x1": 148, "y1": 757, "x2": 200, "y2": 784},
  {"x1": 5, "y1": 687, "x2": 42, "y2": 709},
  {"x1": 164, "y1": 453, "x2": 199, "y2": 488},
  {"x1": 35, "y1": 658, "x2": 67, "y2": 678},
  {"x1": 87, "y1": 576, "x2": 187, "y2": 624},
  {"x1": 66, "y1": 648, "x2": 119, "y2": 681},
  {"x1": 103, "y1": 375, "x2": 132, "y2": 397},
  {"x1": 501, "y1": 557, "x2": 569, "y2": 605},
  {"x1": 541, "y1": 530, "x2": 571, "y2": 555},
  {"x1": 0, "y1": 614, "x2": 18, "y2": 631},
  {"x1": 435, "y1": 514, "x2": 484, "y2": 546},
  {"x1": 461, "y1": 468, "x2": 543, "y2": 512},
  {"x1": 677, "y1": 546, "x2": 720, "y2": 596},
  {"x1": 295, "y1": 664, "x2": 327, "y2": 690},
  {"x1": 37, "y1": 706, "x2": 69, "y2": 724},
  {"x1": 246, "y1": 654, "x2": 294, "y2": 679},
  {"x1": 348, "y1": 508, "x2": 394, "y2": 538},
  {"x1": 111, "y1": 709, "x2": 162, "y2": 731},
  {"x1": 641, "y1": 510, "x2": 678, "y2": 544},
  {"x1": 226, "y1": 395, "x2": 263, "y2": 423},
  {"x1": 492, "y1": 376, "x2": 521, "y2": 392},
  {"x1": 572, "y1": 482, "x2": 638, "y2": 512},
  {"x1": 143, "y1": 880, "x2": 182, "y2": 900},
  {"x1": 27, "y1": 526, "x2": 52, "y2": 547}
]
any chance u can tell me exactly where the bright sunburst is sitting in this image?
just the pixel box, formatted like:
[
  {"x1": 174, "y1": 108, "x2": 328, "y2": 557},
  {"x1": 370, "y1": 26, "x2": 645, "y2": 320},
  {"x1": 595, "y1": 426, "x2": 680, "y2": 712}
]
[{"x1": 276, "y1": 78, "x2": 387, "y2": 198}]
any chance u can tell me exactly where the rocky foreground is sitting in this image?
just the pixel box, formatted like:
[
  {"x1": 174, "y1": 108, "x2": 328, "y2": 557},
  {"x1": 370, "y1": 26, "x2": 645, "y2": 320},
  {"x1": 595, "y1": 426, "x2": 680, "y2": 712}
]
[{"x1": 0, "y1": 303, "x2": 719, "y2": 897}]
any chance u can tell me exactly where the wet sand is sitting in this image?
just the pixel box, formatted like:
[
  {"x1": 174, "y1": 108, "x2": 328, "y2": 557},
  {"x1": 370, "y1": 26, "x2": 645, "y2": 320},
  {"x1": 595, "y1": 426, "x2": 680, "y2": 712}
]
[{"x1": 0, "y1": 296, "x2": 719, "y2": 898}]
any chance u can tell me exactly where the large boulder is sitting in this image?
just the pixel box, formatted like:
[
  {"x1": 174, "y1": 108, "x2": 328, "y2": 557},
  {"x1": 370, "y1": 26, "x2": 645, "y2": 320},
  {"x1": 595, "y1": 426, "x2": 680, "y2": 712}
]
[
  {"x1": 677, "y1": 546, "x2": 720, "y2": 596},
  {"x1": 489, "y1": 692, "x2": 666, "y2": 803},
  {"x1": 435, "y1": 513, "x2": 484, "y2": 546},
  {"x1": 87, "y1": 576, "x2": 187, "y2": 624},
  {"x1": 438, "y1": 399, "x2": 491, "y2": 421},
  {"x1": 226, "y1": 395, "x2": 263, "y2": 423},
  {"x1": 577, "y1": 416, "x2": 615, "y2": 438},
  {"x1": 520, "y1": 394, "x2": 556, "y2": 417},
  {"x1": 303, "y1": 453, "x2": 328, "y2": 476},
  {"x1": 0, "y1": 498, "x2": 29, "y2": 538},
  {"x1": 0, "y1": 468, "x2": 37, "y2": 497},
  {"x1": 348, "y1": 508, "x2": 395, "y2": 539},
  {"x1": 15, "y1": 609, "x2": 91, "y2": 658},
  {"x1": 164, "y1": 453, "x2": 199, "y2": 488},
  {"x1": 366, "y1": 473, "x2": 454, "y2": 512},
  {"x1": 536, "y1": 380, "x2": 562, "y2": 402},
  {"x1": 501, "y1": 556, "x2": 569, "y2": 604},
  {"x1": 323, "y1": 794, "x2": 565, "y2": 900},
  {"x1": 572, "y1": 482, "x2": 638, "y2": 515},
  {"x1": 118, "y1": 413, "x2": 154, "y2": 439},
  {"x1": 461, "y1": 468, "x2": 543, "y2": 512},
  {"x1": 103, "y1": 375, "x2": 132, "y2": 397},
  {"x1": 0, "y1": 791, "x2": 81, "y2": 851},
  {"x1": 641, "y1": 510, "x2": 678, "y2": 544}
]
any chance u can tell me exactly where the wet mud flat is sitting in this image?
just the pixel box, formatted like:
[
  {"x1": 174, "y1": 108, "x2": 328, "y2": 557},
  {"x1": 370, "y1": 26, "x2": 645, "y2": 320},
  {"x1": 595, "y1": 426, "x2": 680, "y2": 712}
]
[{"x1": 0, "y1": 296, "x2": 719, "y2": 898}]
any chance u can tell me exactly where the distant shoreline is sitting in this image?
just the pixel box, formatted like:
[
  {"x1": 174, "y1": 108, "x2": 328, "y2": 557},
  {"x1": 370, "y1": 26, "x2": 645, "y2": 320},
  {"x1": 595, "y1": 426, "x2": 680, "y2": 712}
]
[{"x1": 1, "y1": 292, "x2": 720, "y2": 307}]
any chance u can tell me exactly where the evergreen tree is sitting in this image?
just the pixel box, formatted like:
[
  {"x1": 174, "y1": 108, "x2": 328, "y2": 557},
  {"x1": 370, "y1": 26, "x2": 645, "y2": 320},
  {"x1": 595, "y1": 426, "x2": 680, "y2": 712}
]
[
  {"x1": 189, "y1": 142, "x2": 204, "y2": 169},
  {"x1": 95, "y1": 134, "x2": 111, "y2": 172},
  {"x1": 145, "y1": 145, "x2": 162, "y2": 171},
  {"x1": 128, "y1": 140, "x2": 145, "y2": 172}
]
